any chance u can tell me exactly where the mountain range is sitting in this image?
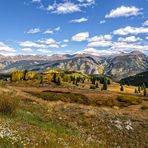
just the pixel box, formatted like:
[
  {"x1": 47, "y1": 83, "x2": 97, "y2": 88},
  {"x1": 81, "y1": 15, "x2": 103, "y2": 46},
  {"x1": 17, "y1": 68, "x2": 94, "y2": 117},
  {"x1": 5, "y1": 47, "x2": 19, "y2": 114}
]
[{"x1": 0, "y1": 51, "x2": 147, "y2": 81}]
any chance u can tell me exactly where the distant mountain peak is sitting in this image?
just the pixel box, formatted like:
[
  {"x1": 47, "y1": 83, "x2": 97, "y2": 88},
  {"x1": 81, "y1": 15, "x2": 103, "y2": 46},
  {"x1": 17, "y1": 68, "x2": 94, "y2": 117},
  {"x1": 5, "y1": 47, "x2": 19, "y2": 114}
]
[{"x1": 130, "y1": 50, "x2": 144, "y2": 55}]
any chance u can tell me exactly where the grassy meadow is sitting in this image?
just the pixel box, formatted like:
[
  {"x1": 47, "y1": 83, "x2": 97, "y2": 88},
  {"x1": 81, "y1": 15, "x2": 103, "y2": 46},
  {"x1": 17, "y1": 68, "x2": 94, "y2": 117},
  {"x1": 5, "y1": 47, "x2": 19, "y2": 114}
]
[{"x1": 0, "y1": 70, "x2": 147, "y2": 148}]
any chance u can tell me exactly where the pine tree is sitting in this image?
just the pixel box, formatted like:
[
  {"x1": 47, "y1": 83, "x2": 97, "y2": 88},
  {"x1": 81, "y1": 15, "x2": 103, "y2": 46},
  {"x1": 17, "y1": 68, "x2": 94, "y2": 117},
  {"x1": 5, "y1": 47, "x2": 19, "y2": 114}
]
[
  {"x1": 120, "y1": 84, "x2": 124, "y2": 91},
  {"x1": 102, "y1": 78, "x2": 108, "y2": 90},
  {"x1": 72, "y1": 76, "x2": 75, "y2": 85},
  {"x1": 91, "y1": 76, "x2": 96, "y2": 85},
  {"x1": 135, "y1": 88, "x2": 138, "y2": 94},
  {"x1": 138, "y1": 86, "x2": 141, "y2": 93},
  {"x1": 52, "y1": 73, "x2": 57, "y2": 83},
  {"x1": 23, "y1": 70, "x2": 28, "y2": 80},
  {"x1": 57, "y1": 77, "x2": 62, "y2": 85},
  {"x1": 141, "y1": 83, "x2": 146, "y2": 91},
  {"x1": 107, "y1": 78, "x2": 111, "y2": 85},
  {"x1": 96, "y1": 82, "x2": 99, "y2": 88},
  {"x1": 143, "y1": 86, "x2": 147, "y2": 96},
  {"x1": 75, "y1": 78, "x2": 78, "y2": 86}
]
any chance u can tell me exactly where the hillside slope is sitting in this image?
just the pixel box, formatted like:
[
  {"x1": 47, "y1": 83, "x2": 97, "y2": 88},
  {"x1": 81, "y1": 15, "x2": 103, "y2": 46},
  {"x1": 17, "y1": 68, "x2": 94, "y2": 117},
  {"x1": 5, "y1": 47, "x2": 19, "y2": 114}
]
[{"x1": 120, "y1": 71, "x2": 148, "y2": 87}]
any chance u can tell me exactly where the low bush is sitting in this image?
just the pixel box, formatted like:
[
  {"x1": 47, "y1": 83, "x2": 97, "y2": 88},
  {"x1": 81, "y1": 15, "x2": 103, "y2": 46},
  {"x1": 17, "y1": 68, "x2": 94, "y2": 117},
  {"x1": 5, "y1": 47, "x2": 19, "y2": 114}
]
[
  {"x1": 141, "y1": 105, "x2": 148, "y2": 110},
  {"x1": 117, "y1": 95, "x2": 142, "y2": 107},
  {"x1": 0, "y1": 95, "x2": 18, "y2": 115},
  {"x1": 29, "y1": 91, "x2": 89, "y2": 105},
  {"x1": 90, "y1": 85, "x2": 96, "y2": 89}
]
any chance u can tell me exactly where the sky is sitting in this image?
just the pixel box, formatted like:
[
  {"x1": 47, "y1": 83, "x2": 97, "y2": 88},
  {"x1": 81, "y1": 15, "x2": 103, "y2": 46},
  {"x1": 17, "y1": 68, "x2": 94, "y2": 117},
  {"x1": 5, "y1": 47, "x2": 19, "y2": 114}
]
[{"x1": 0, "y1": 0, "x2": 148, "y2": 56}]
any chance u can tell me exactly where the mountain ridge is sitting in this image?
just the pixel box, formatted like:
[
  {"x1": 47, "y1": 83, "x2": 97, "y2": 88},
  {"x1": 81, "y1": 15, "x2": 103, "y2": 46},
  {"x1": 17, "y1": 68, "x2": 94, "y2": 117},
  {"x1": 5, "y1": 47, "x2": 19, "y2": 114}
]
[{"x1": 0, "y1": 51, "x2": 147, "y2": 81}]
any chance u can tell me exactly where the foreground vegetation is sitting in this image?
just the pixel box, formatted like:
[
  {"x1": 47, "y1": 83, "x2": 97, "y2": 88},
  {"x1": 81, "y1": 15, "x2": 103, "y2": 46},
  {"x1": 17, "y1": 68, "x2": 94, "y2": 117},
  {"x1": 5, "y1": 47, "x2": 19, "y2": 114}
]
[{"x1": 0, "y1": 69, "x2": 147, "y2": 147}]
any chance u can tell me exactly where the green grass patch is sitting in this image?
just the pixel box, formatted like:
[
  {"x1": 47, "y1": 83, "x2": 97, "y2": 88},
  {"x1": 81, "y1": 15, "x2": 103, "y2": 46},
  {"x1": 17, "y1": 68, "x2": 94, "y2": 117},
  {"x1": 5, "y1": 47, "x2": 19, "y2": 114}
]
[
  {"x1": 0, "y1": 138, "x2": 20, "y2": 148},
  {"x1": 17, "y1": 109, "x2": 78, "y2": 136},
  {"x1": 96, "y1": 95, "x2": 142, "y2": 108},
  {"x1": 28, "y1": 91, "x2": 89, "y2": 105},
  {"x1": 117, "y1": 95, "x2": 142, "y2": 107}
]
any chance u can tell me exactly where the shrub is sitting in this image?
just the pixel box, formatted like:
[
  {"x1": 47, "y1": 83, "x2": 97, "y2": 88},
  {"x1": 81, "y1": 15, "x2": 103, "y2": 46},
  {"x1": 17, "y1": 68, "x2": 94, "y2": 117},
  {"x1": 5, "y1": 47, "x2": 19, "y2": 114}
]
[
  {"x1": 90, "y1": 85, "x2": 96, "y2": 89},
  {"x1": 0, "y1": 95, "x2": 18, "y2": 115},
  {"x1": 117, "y1": 95, "x2": 142, "y2": 106},
  {"x1": 95, "y1": 82, "x2": 99, "y2": 88},
  {"x1": 141, "y1": 105, "x2": 148, "y2": 110}
]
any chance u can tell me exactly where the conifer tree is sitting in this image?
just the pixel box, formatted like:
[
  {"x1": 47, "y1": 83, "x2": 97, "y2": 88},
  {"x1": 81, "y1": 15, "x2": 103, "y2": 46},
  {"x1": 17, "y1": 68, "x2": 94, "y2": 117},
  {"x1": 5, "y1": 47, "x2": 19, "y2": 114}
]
[
  {"x1": 57, "y1": 77, "x2": 62, "y2": 85},
  {"x1": 52, "y1": 73, "x2": 57, "y2": 83},
  {"x1": 120, "y1": 84, "x2": 124, "y2": 91},
  {"x1": 96, "y1": 82, "x2": 99, "y2": 88},
  {"x1": 102, "y1": 78, "x2": 108, "y2": 90},
  {"x1": 138, "y1": 86, "x2": 141, "y2": 93},
  {"x1": 141, "y1": 83, "x2": 146, "y2": 91},
  {"x1": 107, "y1": 78, "x2": 111, "y2": 85},
  {"x1": 135, "y1": 88, "x2": 138, "y2": 94},
  {"x1": 23, "y1": 70, "x2": 28, "y2": 80},
  {"x1": 143, "y1": 86, "x2": 147, "y2": 96}
]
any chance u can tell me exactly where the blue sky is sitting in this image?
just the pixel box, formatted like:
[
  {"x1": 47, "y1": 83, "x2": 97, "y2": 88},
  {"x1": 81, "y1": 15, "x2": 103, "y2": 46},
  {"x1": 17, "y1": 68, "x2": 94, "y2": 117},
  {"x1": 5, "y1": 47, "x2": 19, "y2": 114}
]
[{"x1": 0, "y1": 0, "x2": 148, "y2": 56}]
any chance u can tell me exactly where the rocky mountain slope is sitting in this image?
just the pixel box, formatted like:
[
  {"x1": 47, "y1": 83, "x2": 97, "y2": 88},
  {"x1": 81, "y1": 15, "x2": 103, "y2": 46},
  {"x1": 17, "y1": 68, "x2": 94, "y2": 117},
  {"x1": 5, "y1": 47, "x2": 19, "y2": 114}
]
[
  {"x1": 0, "y1": 51, "x2": 147, "y2": 80},
  {"x1": 104, "y1": 51, "x2": 148, "y2": 81}
]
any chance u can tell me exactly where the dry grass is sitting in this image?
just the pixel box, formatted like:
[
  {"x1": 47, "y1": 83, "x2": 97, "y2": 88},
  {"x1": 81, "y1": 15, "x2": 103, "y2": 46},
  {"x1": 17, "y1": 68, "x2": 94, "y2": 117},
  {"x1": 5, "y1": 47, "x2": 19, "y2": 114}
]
[
  {"x1": 0, "y1": 94, "x2": 18, "y2": 115},
  {"x1": 0, "y1": 82, "x2": 147, "y2": 147}
]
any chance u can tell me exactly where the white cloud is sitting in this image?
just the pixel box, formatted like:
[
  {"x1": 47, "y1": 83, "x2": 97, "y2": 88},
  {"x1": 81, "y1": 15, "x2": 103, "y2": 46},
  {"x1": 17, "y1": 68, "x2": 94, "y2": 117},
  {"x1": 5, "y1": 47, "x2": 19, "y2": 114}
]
[
  {"x1": 118, "y1": 36, "x2": 142, "y2": 42},
  {"x1": 19, "y1": 41, "x2": 46, "y2": 48},
  {"x1": 70, "y1": 17, "x2": 88, "y2": 23},
  {"x1": 47, "y1": 44, "x2": 59, "y2": 48},
  {"x1": 75, "y1": 48, "x2": 117, "y2": 56},
  {"x1": 38, "y1": 38, "x2": 60, "y2": 48},
  {"x1": 61, "y1": 44, "x2": 67, "y2": 48},
  {"x1": 19, "y1": 38, "x2": 60, "y2": 49},
  {"x1": 63, "y1": 39, "x2": 69, "y2": 43},
  {"x1": 51, "y1": 2, "x2": 81, "y2": 14},
  {"x1": 111, "y1": 42, "x2": 148, "y2": 53},
  {"x1": 105, "y1": 6, "x2": 142, "y2": 18},
  {"x1": 88, "y1": 40, "x2": 112, "y2": 47},
  {"x1": 54, "y1": 26, "x2": 61, "y2": 31},
  {"x1": 143, "y1": 20, "x2": 148, "y2": 26},
  {"x1": 78, "y1": 0, "x2": 95, "y2": 3},
  {"x1": 47, "y1": 1, "x2": 95, "y2": 14},
  {"x1": 76, "y1": 41, "x2": 148, "y2": 56},
  {"x1": 47, "y1": 4, "x2": 55, "y2": 11},
  {"x1": 37, "y1": 49, "x2": 51, "y2": 53},
  {"x1": 43, "y1": 26, "x2": 60, "y2": 34},
  {"x1": 146, "y1": 37, "x2": 148, "y2": 40},
  {"x1": 38, "y1": 38, "x2": 57, "y2": 45},
  {"x1": 0, "y1": 42, "x2": 16, "y2": 55},
  {"x1": 72, "y1": 32, "x2": 89, "y2": 42},
  {"x1": 21, "y1": 48, "x2": 33, "y2": 52},
  {"x1": 99, "y1": 20, "x2": 106, "y2": 24},
  {"x1": 113, "y1": 26, "x2": 148, "y2": 35},
  {"x1": 27, "y1": 28, "x2": 41, "y2": 34},
  {"x1": 43, "y1": 29, "x2": 53, "y2": 34},
  {"x1": 88, "y1": 34, "x2": 112, "y2": 47},
  {"x1": 32, "y1": 0, "x2": 41, "y2": 3},
  {"x1": 88, "y1": 34, "x2": 112, "y2": 42},
  {"x1": 78, "y1": 0, "x2": 95, "y2": 7}
]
